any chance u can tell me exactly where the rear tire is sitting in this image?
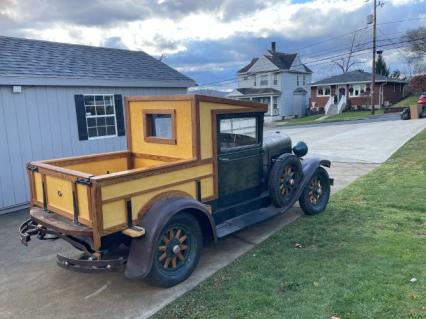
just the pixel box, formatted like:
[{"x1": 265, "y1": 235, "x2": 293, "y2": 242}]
[
  {"x1": 147, "y1": 212, "x2": 202, "y2": 288},
  {"x1": 268, "y1": 154, "x2": 303, "y2": 208},
  {"x1": 299, "y1": 167, "x2": 330, "y2": 215}
]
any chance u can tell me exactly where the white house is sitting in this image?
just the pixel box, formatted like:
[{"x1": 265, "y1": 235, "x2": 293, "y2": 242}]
[
  {"x1": 0, "y1": 36, "x2": 195, "y2": 214},
  {"x1": 228, "y1": 42, "x2": 312, "y2": 121}
]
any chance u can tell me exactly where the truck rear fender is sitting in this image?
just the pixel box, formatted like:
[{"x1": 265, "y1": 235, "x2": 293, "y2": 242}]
[{"x1": 125, "y1": 196, "x2": 216, "y2": 279}]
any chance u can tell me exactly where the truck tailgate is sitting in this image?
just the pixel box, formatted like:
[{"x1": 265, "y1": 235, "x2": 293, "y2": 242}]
[{"x1": 28, "y1": 163, "x2": 93, "y2": 226}]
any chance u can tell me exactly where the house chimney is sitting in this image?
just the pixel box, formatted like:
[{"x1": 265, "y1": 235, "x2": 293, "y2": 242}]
[{"x1": 271, "y1": 41, "x2": 276, "y2": 53}]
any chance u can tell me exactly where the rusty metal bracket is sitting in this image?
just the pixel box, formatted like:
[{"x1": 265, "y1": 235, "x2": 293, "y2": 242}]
[
  {"x1": 26, "y1": 164, "x2": 38, "y2": 172},
  {"x1": 76, "y1": 177, "x2": 91, "y2": 185}
]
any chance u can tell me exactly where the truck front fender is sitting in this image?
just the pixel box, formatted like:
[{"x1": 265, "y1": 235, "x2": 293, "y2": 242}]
[{"x1": 124, "y1": 196, "x2": 216, "y2": 279}]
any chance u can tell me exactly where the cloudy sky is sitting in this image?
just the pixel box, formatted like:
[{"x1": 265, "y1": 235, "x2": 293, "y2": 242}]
[{"x1": 1, "y1": 0, "x2": 425, "y2": 90}]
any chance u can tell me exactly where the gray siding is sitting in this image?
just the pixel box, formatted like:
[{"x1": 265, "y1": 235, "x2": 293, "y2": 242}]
[{"x1": 0, "y1": 85, "x2": 186, "y2": 212}]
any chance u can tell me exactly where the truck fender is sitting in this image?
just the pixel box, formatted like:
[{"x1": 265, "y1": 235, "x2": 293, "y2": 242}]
[
  {"x1": 124, "y1": 196, "x2": 217, "y2": 279},
  {"x1": 300, "y1": 158, "x2": 331, "y2": 189}
]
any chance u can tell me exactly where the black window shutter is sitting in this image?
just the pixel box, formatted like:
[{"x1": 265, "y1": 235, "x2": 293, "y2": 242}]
[
  {"x1": 114, "y1": 94, "x2": 125, "y2": 136},
  {"x1": 74, "y1": 94, "x2": 88, "y2": 141}
]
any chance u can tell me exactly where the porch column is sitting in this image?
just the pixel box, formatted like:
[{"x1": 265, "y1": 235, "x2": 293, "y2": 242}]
[{"x1": 270, "y1": 96, "x2": 273, "y2": 116}]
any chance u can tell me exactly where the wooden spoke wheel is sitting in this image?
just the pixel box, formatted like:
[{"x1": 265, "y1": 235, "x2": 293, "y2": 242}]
[
  {"x1": 299, "y1": 167, "x2": 330, "y2": 215},
  {"x1": 307, "y1": 176, "x2": 323, "y2": 205},
  {"x1": 269, "y1": 154, "x2": 303, "y2": 208},
  {"x1": 148, "y1": 212, "x2": 202, "y2": 287},
  {"x1": 157, "y1": 227, "x2": 190, "y2": 271}
]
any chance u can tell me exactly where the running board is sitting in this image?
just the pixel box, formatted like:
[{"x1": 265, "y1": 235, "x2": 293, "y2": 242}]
[{"x1": 215, "y1": 205, "x2": 283, "y2": 238}]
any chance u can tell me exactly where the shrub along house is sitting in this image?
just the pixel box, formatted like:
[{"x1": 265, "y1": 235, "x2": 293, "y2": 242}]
[
  {"x1": 310, "y1": 70, "x2": 406, "y2": 112},
  {"x1": 0, "y1": 36, "x2": 195, "y2": 213}
]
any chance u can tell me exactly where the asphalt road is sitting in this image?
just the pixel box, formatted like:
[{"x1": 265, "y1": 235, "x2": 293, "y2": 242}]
[{"x1": 1, "y1": 117, "x2": 425, "y2": 319}]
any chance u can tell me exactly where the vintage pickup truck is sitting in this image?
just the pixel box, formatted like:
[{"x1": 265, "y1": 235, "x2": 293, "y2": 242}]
[{"x1": 19, "y1": 95, "x2": 332, "y2": 287}]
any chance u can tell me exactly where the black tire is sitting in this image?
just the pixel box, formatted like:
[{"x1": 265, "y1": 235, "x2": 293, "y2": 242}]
[
  {"x1": 147, "y1": 212, "x2": 202, "y2": 288},
  {"x1": 299, "y1": 167, "x2": 330, "y2": 215},
  {"x1": 268, "y1": 154, "x2": 303, "y2": 208}
]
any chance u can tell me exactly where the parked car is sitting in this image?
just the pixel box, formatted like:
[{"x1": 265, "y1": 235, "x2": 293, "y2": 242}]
[
  {"x1": 19, "y1": 95, "x2": 333, "y2": 287},
  {"x1": 417, "y1": 92, "x2": 426, "y2": 105}
]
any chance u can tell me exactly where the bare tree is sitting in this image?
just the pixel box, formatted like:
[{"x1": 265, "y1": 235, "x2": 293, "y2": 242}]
[
  {"x1": 333, "y1": 31, "x2": 362, "y2": 73},
  {"x1": 404, "y1": 27, "x2": 426, "y2": 74}
]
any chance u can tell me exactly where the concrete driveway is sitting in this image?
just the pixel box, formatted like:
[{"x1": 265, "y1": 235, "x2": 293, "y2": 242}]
[{"x1": 1, "y1": 117, "x2": 425, "y2": 319}]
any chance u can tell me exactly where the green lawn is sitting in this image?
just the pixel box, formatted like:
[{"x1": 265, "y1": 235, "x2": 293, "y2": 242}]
[
  {"x1": 273, "y1": 109, "x2": 384, "y2": 127},
  {"x1": 393, "y1": 96, "x2": 419, "y2": 108},
  {"x1": 155, "y1": 129, "x2": 426, "y2": 319}
]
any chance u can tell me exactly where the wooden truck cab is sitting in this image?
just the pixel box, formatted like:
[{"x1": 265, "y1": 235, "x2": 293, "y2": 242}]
[{"x1": 20, "y1": 94, "x2": 332, "y2": 287}]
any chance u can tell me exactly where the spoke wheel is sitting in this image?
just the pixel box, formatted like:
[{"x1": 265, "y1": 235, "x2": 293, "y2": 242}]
[
  {"x1": 157, "y1": 227, "x2": 191, "y2": 272},
  {"x1": 307, "y1": 177, "x2": 323, "y2": 205},
  {"x1": 268, "y1": 154, "x2": 303, "y2": 208},
  {"x1": 148, "y1": 212, "x2": 202, "y2": 287},
  {"x1": 299, "y1": 167, "x2": 330, "y2": 215}
]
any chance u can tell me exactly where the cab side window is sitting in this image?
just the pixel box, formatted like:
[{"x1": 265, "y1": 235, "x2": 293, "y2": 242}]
[
  {"x1": 143, "y1": 109, "x2": 176, "y2": 144},
  {"x1": 219, "y1": 117, "x2": 258, "y2": 151}
]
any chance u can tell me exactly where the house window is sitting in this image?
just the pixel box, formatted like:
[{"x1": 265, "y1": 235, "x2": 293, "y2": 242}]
[
  {"x1": 143, "y1": 109, "x2": 176, "y2": 144},
  {"x1": 253, "y1": 76, "x2": 256, "y2": 86},
  {"x1": 260, "y1": 74, "x2": 268, "y2": 86},
  {"x1": 219, "y1": 117, "x2": 258, "y2": 151},
  {"x1": 303, "y1": 75, "x2": 306, "y2": 86},
  {"x1": 317, "y1": 86, "x2": 331, "y2": 97},
  {"x1": 84, "y1": 95, "x2": 117, "y2": 139},
  {"x1": 349, "y1": 84, "x2": 366, "y2": 97},
  {"x1": 297, "y1": 75, "x2": 299, "y2": 86},
  {"x1": 273, "y1": 73, "x2": 278, "y2": 85},
  {"x1": 243, "y1": 76, "x2": 248, "y2": 81}
]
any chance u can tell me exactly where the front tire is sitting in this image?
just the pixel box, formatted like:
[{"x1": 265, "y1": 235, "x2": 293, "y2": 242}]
[
  {"x1": 147, "y1": 212, "x2": 202, "y2": 287},
  {"x1": 299, "y1": 167, "x2": 330, "y2": 215},
  {"x1": 268, "y1": 154, "x2": 303, "y2": 208}
]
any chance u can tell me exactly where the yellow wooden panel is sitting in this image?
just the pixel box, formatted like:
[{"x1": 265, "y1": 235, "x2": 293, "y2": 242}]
[
  {"x1": 133, "y1": 158, "x2": 166, "y2": 169},
  {"x1": 199, "y1": 101, "x2": 244, "y2": 159},
  {"x1": 200, "y1": 176, "x2": 214, "y2": 199},
  {"x1": 65, "y1": 158, "x2": 128, "y2": 176},
  {"x1": 129, "y1": 100, "x2": 194, "y2": 159},
  {"x1": 46, "y1": 175, "x2": 73, "y2": 214},
  {"x1": 131, "y1": 182, "x2": 196, "y2": 220},
  {"x1": 34, "y1": 172, "x2": 43, "y2": 202},
  {"x1": 101, "y1": 163, "x2": 213, "y2": 200},
  {"x1": 77, "y1": 184, "x2": 90, "y2": 222},
  {"x1": 102, "y1": 200, "x2": 126, "y2": 229}
]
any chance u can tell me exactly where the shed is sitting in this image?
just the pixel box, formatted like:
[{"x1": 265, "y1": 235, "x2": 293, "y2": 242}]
[{"x1": 0, "y1": 36, "x2": 196, "y2": 213}]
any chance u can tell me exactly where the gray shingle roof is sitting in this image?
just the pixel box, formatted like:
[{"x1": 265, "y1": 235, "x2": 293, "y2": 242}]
[
  {"x1": 0, "y1": 36, "x2": 196, "y2": 87},
  {"x1": 311, "y1": 70, "x2": 406, "y2": 85},
  {"x1": 238, "y1": 50, "x2": 312, "y2": 74},
  {"x1": 230, "y1": 88, "x2": 281, "y2": 96}
]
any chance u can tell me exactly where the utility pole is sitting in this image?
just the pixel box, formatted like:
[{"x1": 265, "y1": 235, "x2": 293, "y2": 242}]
[{"x1": 371, "y1": 0, "x2": 377, "y2": 115}]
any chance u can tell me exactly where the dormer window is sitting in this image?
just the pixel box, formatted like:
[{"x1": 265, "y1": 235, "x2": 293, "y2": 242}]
[{"x1": 260, "y1": 75, "x2": 268, "y2": 86}]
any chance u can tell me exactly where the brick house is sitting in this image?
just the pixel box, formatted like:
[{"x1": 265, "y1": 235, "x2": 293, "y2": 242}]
[{"x1": 310, "y1": 70, "x2": 407, "y2": 111}]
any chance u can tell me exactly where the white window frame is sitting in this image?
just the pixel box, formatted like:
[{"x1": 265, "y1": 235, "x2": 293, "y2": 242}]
[
  {"x1": 349, "y1": 84, "x2": 366, "y2": 97},
  {"x1": 253, "y1": 75, "x2": 257, "y2": 86},
  {"x1": 84, "y1": 94, "x2": 118, "y2": 140},
  {"x1": 260, "y1": 74, "x2": 268, "y2": 86},
  {"x1": 317, "y1": 86, "x2": 331, "y2": 97},
  {"x1": 273, "y1": 73, "x2": 278, "y2": 85}
]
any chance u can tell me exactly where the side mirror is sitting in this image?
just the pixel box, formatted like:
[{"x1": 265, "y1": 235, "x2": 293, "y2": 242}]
[{"x1": 292, "y1": 141, "x2": 308, "y2": 158}]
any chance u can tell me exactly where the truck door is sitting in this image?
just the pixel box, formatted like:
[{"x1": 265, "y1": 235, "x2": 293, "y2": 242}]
[{"x1": 216, "y1": 113, "x2": 264, "y2": 207}]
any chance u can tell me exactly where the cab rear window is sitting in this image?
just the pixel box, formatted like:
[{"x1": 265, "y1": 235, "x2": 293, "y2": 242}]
[{"x1": 219, "y1": 117, "x2": 258, "y2": 151}]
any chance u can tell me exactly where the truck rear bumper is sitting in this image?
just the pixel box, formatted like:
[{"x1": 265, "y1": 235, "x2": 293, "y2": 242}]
[{"x1": 19, "y1": 207, "x2": 127, "y2": 273}]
